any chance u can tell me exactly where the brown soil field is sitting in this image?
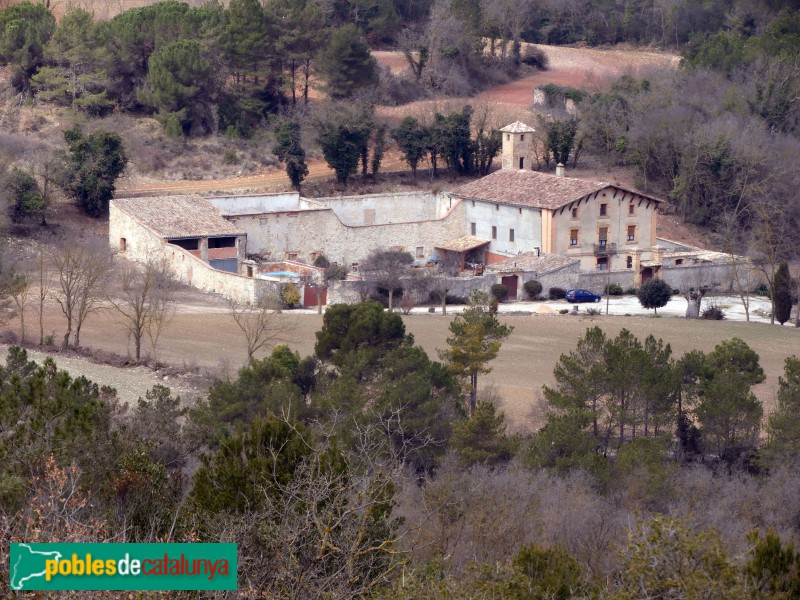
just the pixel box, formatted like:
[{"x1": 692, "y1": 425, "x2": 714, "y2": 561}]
[{"x1": 18, "y1": 288, "x2": 799, "y2": 432}]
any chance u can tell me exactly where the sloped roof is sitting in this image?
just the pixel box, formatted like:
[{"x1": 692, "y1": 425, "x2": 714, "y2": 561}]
[
  {"x1": 500, "y1": 121, "x2": 535, "y2": 133},
  {"x1": 435, "y1": 236, "x2": 491, "y2": 252},
  {"x1": 112, "y1": 195, "x2": 245, "y2": 239},
  {"x1": 486, "y1": 253, "x2": 580, "y2": 274},
  {"x1": 452, "y1": 170, "x2": 662, "y2": 211}
]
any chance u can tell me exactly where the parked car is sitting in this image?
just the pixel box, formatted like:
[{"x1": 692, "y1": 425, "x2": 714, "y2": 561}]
[{"x1": 565, "y1": 289, "x2": 601, "y2": 303}]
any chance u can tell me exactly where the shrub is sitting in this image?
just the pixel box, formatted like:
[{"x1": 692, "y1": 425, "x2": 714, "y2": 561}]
[
  {"x1": 701, "y1": 304, "x2": 725, "y2": 320},
  {"x1": 585, "y1": 307, "x2": 602, "y2": 316},
  {"x1": 280, "y1": 283, "x2": 300, "y2": 308},
  {"x1": 549, "y1": 287, "x2": 567, "y2": 300},
  {"x1": 490, "y1": 283, "x2": 509, "y2": 302},
  {"x1": 399, "y1": 294, "x2": 416, "y2": 315},
  {"x1": 559, "y1": 308, "x2": 569, "y2": 315},
  {"x1": 754, "y1": 283, "x2": 770, "y2": 297},
  {"x1": 672, "y1": 288, "x2": 681, "y2": 295},
  {"x1": 223, "y1": 147, "x2": 238, "y2": 165},
  {"x1": 604, "y1": 283, "x2": 623, "y2": 296},
  {"x1": 637, "y1": 279, "x2": 672, "y2": 315},
  {"x1": 313, "y1": 254, "x2": 331, "y2": 268},
  {"x1": 524, "y1": 280, "x2": 543, "y2": 299},
  {"x1": 625, "y1": 287, "x2": 638, "y2": 295},
  {"x1": 521, "y1": 46, "x2": 549, "y2": 70}
]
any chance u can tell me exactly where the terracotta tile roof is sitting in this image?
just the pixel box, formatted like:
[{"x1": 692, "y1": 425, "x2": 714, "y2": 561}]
[
  {"x1": 500, "y1": 121, "x2": 535, "y2": 133},
  {"x1": 435, "y1": 236, "x2": 491, "y2": 252},
  {"x1": 112, "y1": 195, "x2": 244, "y2": 239},
  {"x1": 486, "y1": 253, "x2": 580, "y2": 274},
  {"x1": 452, "y1": 170, "x2": 664, "y2": 210}
]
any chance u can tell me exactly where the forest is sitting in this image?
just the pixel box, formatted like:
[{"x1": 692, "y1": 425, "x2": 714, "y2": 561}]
[{"x1": 1, "y1": 295, "x2": 800, "y2": 597}]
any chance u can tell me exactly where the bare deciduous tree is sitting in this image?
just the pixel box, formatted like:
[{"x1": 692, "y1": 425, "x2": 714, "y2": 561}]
[
  {"x1": 36, "y1": 247, "x2": 53, "y2": 346},
  {"x1": 360, "y1": 249, "x2": 414, "y2": 311},
  {"x1": 107, "y1": 258, "x2": 178, "y2": 361},
  {"x1": 426, "y1": 251, "x2": 462, "y2": 315},
  {"x1": 229, "y1": 293, "x2": 293, "y2": 362},
  {"x1": 51, "y1": 241, "x2": 114, "y2": 349}
]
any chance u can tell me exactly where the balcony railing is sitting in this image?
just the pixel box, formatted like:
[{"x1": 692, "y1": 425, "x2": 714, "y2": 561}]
[{"x1": 593, "y1": 242, "x2": 617, "y2": 255}]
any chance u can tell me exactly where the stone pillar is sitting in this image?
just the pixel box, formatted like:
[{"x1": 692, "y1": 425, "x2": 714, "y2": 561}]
[
  {"x1": 200, "y1": 237, "x2": 209, "y2": 262},
  {"x1": 631, "y1": 248, "x2": 643, "y2": 287},
  {"x1": 651, "y1": 245, "x2": 665, "y2": 280},
  {"x1": 236, "y1": 235, "x2": 246, "y2": 262}
]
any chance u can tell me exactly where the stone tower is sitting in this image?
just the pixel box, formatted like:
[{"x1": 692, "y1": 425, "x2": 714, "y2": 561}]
[{"x1": 500, "y1": 121, "x2": 536, "y2": 171}]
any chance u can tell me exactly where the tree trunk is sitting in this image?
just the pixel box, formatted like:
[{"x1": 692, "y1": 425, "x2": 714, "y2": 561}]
[
  {"x1": 441, "y1": 292, "x2": 447, "y2": 315},
  {"x1": 684, "y1": 289, "x2": 704, "y2": 318},
  {"x1": 134, "y1": 333, "x2": 141, "y2": 361},
  {"x1": 470, "y1": 373, "x2": 477, "y2": 415},
  {"x1": 388, "y1": 289, "x2": 394, "y2": 312}
]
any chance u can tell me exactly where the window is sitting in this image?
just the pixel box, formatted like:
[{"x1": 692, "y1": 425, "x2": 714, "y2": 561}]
[
  {"x1": 628, "y1": 203, "x2": 635, "y2": 215},
  {"x1": 599, "y1": 227, "x2": 608, "y2": 247},
  {"x1": 119, "y1": 238, "x2": 127, "y2": 252},
  {"x1": 520, "y1": 134, "x2": 525, "y2": 141},
  {"x1": 471, "y1": 200, "x2": 475, "y2": 207},
  {"x1": 627, "y1": 225, "x2": 636, "y2": 241},
  {"x1": 626, "y1": 255, "x2": 633, "y2": 269},
  {"x1": 600, "y1": 203, "x2": 607, "y2": 217},
  {"x1": 675, "y1": 258, "x2": 684, "y2": 266},
  {"x1": 570, "y1": 229, "x2": 579, "y2": 246},
  {"x1": 519, "y1": 157, "x2": 524, "y2": 169},
  {"x1": 287, "y1": 252, "x2": 298, "y2": 261},
  {"x1": 492, "y1": 226, "x2": 497, "y2": 239},
  {"x1": 351, "y1": 262, "x2": 359, "y2": 272},
  {"x1": 247, "y1": 265, "x2": 254, "y2": 277},
  {"x1": 506, "y1": 134, "x2": 510, "y2": 141},
  {"x1": 519, "y1": 208, "x2": 522, "y2": 214},
  {"x1": 571, "y1": 207, "x2": 578, "y2": 219},
  {"x1": 416, "y1": 246, "x2": 424, "y2": 258},
  {"x1": 496, "y1": 204, "x2": 500, "y2": 211},
  {"x1": 509, "y1": 229, "x2": 515, "y2": 242},
  {"x1": 597, "y1": 257, "x2": 608, "y2": 271},
  {"x1": 471, "y1": 222, "x2": 476, "y2": 235}
]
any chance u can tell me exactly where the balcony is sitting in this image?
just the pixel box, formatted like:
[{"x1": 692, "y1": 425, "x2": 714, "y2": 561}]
[{"x1": 593, "y1": 242, "x2": 617, "y2": 256}]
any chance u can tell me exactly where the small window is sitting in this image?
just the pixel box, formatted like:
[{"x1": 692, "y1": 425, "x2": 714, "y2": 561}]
[
  {"x1": 570, "y1": 229, "x2": 579, "y2": 246},
  {"x1": 627, "y1": 225, "x2": 636, "y2": 241},
  {"x1": 519, "y1": 207, "x2": 522, "y2": 214},
  {"x1": 675, "y1": 258, "x2": 684, "y2": 266},
  {"x1": 119, "y1": 238, "x2": 127, "y2": 252},
  {"x1": 416, "y1": 246, "x2": 424, "y2": 259},
  {"x1": 247, "y1": 265, "x2": 254, "y2": 277},
  {"x1": 351, "y1": 262, "x2": 359, "y2": 272},
  {"x1": 506, "y1": 134, "x2": 510, "y2": 141},
  {"x1": 626, "y1": 256, "x2": 633, "y2": 269},
  {"x1": 509, "y1": 229, "x2": 515, "y2": 242},
  {"x1": 492, "y1": 226, "x2": 497, "y2": 239},
  {"x1": 628, "y1": 203, "x2": 635, "y2": 215},
  {"x1": 571, "y1": 208, "x2": 578, "y2": 219},
  {"x1": 520, "y1": 134, "x2": 524, "y2": 141},
  {"x1": 471, "y1": 222, "x2": 476, "y2": 235},
  {"x1": 287, "y1": 252, "x2": 298, "y2": 261},
  {"x1": 600, "y1": 203, "x2": 607, "y2": 217},
  {"x1": 519, "y1": 157, "x2": 524, "y2": 169},
  {"x1": 496, "y1": 204, "x2": 500, "y2": 211},
  {"x1": 472, "y1": 200, "x2": 476, "y2": 207},
  {"x1": 597, "y1": 257, "x2": 608, "y2": 271}
]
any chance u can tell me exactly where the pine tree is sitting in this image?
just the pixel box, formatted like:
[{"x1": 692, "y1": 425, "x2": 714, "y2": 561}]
[
  {"x1": 0, "y1": 1, "x2": 55, "y2": 93},
  {"x1": 318, "y1": 24, "x2": 378, "y2": 99},
  {"x1": 451, "y1": 401, "x2": 515, "y2": 466},
  {"x1": 139, "y1": 40, "x2": 216, "y2": 136}
]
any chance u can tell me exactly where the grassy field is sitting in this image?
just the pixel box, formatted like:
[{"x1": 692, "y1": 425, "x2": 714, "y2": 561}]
[{"x1": 30, "y1": 298, "x2": 799, "y2": 431}]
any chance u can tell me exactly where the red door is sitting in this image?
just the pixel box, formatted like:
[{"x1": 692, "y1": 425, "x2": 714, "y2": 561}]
[
  {"x1": 303, "y1": 285, "x2": 327, "y2": 307},
  {"x1": 501, "y1": 276, "x2": 518, "y2": 300}
]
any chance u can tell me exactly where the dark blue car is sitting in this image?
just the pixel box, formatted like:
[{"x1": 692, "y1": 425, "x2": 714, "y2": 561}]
[{"x1": 565, "y1": 289, "x2": 601, "y2": 303}]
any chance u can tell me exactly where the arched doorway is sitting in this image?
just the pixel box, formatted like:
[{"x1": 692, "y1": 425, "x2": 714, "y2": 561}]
[{"x1": 641, "y1": 267, "x2": 654, "y2": 283}]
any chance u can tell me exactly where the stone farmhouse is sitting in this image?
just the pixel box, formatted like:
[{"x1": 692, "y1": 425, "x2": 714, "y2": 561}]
[{"x1": 110, "y1": 121, "x2": 738, "y2": 305}]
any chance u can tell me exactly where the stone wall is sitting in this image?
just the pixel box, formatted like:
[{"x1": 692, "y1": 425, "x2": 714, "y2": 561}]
[
  {"x1": 209, "y1": 193, "x2": 301, "y2": 214},
  {"x1": 578, "y1": 270, "x2": 635, "y2": 293},
  {"x1": 314, "y1": 192, "x2": 452, "y2": 225},
  {"x1": 233, "y1": 200, "x2": 466, "y2": 267},
  {"x1": 110, "y1": 201, "x2": 279, "y2": 304}
]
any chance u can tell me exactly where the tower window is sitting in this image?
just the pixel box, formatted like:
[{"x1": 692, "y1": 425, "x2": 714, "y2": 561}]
[
  {"x1": 629, "y1": 203, "x2": 635, "y2": 215},
  {"x1": 626, "y1": 256, "x2": 633, "y2": 268},
  {"x1": 519, "y1": 157, "x2": 524, "y2": 169},
  {"x1": 627, "y1": 225, "x2": 636, "y2": 241},
  {"x1": 492, "y1": 226, "x2": 497, "y2": 239},
  {"x1": 471, "y1": 222, "x2": 476, "y2": 235},
  {"x1": 520, "y1": 134, "x2": 524, "y2": 141},
  {"x1": 600, "y1": 203, "x2": 607, "y2": 217},
  {"x1": 571, "y1": 207, "x2": 578, "y2": 218},
  {"x1": 570, "y1": 229, "x2": 579, "y2": 246},
  {"x1": 509, "y1": 229, "x2": 515, "y2": 242}
]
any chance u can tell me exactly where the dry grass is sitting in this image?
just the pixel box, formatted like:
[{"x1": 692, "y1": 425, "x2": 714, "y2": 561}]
[{"x1": 22, "y1": 292, "x2": 799, "y2": 432}]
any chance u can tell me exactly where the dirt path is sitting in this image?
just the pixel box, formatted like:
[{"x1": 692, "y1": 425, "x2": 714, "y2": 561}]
[{"x1": 0, "y1": 343, "x2": 203, "y2": 407}]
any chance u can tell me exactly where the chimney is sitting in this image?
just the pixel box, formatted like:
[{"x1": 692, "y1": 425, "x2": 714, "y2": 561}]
[{"x1": 556, "y1": 163, "x2": 565, "y2": 177}]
